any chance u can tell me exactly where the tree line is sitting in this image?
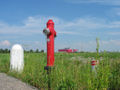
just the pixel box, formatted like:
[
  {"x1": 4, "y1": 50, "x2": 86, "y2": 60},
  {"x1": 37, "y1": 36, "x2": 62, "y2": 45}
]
[{"x1": 0, "y1": 48, "x2": 44, "y2": 53}]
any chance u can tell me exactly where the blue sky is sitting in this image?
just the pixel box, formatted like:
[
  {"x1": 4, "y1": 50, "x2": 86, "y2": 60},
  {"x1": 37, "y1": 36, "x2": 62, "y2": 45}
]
[{"x1": 0, "y1": 0, "x2": 120, "y2": 51}]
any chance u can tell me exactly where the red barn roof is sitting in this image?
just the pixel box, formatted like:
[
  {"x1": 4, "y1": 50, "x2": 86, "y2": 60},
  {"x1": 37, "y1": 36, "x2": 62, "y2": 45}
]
[{"x1": 58, "y1": 48, "x2": 78, "y2": 53}]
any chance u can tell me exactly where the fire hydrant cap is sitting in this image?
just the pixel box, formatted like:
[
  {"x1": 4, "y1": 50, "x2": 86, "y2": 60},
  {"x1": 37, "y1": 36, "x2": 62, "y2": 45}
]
[{"x1": 47, "y1": 19, "x2": 54, "y2": 25}]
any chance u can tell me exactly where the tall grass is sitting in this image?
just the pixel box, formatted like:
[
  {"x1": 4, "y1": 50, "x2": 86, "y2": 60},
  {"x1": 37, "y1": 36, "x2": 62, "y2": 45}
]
[{"x1": 0, "y1": 52, "x2": 120, "y2": 89}]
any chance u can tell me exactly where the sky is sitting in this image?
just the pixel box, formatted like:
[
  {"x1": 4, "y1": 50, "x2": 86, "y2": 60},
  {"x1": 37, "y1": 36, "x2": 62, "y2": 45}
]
[{"x1": 0, "y1": 0, "x2": 120, "y2": 52}]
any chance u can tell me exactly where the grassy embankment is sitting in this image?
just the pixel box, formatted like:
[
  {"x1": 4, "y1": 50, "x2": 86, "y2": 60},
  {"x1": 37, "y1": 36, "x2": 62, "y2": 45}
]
[{"x1": 0, "y1": 52, "x2": 120, "y2": 89}]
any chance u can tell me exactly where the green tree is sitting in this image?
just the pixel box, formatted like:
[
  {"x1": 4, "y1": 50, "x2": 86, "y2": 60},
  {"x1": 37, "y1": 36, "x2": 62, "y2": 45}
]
[
  {"x1": 30, "y1": 49, "x2": 33, "y2": 53},
  {"x1": 40, "y1": 49, "x2": 44, "y2": 53},
  {"x1": 35, "y1": 49, "x2": 39, "y2": 53}
]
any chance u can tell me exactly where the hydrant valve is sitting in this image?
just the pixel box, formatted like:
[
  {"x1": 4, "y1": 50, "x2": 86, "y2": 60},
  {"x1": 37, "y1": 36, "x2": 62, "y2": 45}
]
[{"x1": 43, "y1": 28, "x2": 50, "y2": 36}]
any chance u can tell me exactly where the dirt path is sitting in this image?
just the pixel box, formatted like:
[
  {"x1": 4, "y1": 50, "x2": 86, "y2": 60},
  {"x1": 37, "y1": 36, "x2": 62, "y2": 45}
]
[{"x1": 0, "y1": 73, "x2": 38, "y2": 90}]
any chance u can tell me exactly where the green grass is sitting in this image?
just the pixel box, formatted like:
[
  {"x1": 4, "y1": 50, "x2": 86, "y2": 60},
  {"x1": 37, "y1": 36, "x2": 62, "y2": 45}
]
[{"x1": 0, "y1": 52, "x2": 120, "y2": 89}]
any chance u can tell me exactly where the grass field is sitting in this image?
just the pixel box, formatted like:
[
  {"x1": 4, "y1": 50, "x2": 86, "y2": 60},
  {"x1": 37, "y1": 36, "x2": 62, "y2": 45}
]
[{"x1": 0, "y1": 52, "x2": 120, "y2": 89}]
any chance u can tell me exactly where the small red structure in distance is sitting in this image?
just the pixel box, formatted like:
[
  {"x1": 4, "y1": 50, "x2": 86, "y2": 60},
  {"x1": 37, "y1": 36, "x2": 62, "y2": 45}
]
[{"x1": 58, "y1": 48, "x2": 78, "y2": 53}]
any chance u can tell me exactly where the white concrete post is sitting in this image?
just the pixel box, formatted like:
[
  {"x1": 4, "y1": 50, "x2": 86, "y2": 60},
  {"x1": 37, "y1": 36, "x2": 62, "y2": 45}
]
[
  {"x1": 91, "y1": 60, "x2": 99, "y2": 73},
  {"x1": 10, "y1": 44, "x2": 24, "y2": 72}
]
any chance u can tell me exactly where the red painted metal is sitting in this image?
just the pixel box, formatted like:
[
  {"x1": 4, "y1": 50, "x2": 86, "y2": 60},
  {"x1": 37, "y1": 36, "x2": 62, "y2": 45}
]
[
  {"x1": 91, "y1": 60, "x2": 97, "y2": 66},
  {"x1": 58, "y1": 48, "x2": 78, "y2": 53},
  {"x1": 58, "y1": 49, "x2": 73, "y2": 53},
  {"x1": 73, "y1": 49, "x2": 78, "y2": 52},
  {"x1": 45, "y1": 19, "x2": 56, "y2": 67}
]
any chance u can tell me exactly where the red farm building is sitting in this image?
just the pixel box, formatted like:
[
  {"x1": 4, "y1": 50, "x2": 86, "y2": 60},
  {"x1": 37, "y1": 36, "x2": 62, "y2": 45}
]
[
  {"x1": 58, "y1": 48, "x2": 78, "y2": 53},
  {"x1": 73, "y1": 49, "x2": 78, "y2": 52}
]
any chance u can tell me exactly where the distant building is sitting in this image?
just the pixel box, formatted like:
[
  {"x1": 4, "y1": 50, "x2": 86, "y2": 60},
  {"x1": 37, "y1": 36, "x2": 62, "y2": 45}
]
[
  {"x1": 58, "y1": 48, "x2": 78, "y2": 53},
  {"x1": 73, "y1": 49, "x2": 78, "y2": 52}
]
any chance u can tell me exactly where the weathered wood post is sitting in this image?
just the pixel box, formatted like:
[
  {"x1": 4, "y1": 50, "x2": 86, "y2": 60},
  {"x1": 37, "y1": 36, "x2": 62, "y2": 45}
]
[{"x1": 10, "y1": 44, "x2": 24, "y2": 72}]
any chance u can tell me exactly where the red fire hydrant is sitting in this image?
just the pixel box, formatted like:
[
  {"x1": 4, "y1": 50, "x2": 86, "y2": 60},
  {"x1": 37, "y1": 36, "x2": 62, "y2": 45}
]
[{"x1": 43, "y1": 19, "x2": 57, "y2": 69}]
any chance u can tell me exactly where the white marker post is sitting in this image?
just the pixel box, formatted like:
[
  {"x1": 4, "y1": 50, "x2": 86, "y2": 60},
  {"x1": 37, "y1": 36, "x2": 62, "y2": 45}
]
[
  {"x1": 10, "y1": 44, "x2": 24, "y2": 72},
  {"x1": 91, "y1": 60, "x2": 97, "y2": 71}
]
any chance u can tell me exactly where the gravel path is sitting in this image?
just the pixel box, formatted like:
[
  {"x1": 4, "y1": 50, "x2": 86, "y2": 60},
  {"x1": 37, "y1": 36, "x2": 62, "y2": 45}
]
[{"x1": 0, "y1": 73, "x2": 38, "y2": 90}]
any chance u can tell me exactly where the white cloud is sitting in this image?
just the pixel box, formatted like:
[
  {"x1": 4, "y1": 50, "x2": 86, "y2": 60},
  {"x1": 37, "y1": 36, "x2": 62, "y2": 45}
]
[
  {"x1": 65, "y1": 0, "x2": 120, "y2": 5},
  {"x1": 16, "y1": 39, "x2": 120, "y2": 52},
  {"x1": 99, "y1": 40, "x2": 120, "y2": 51},
  {"x1": 108, "y1": 8, "x2": 120, "y2": 17},
  {"x1": 68, "y1": 40, "x2": 120, "y2": 52},
  {"x1": 107, "y1": 21, "x2": 120, "y2": 28},
  {"x1": 108, "y1": 32, "x2": 120, "y2": 35},
  {"x1": 21, "y1": 41, "x2": 46, "y2": 51},
  {"x1": 73, "y1": 41, "x2": 96, "y2": 52},
  {"x1": 113, "y1": 8, "x2": 120, "y2": 16},
  {"x1": 0, "y1": 15, "x2": 120, "y2": 36},
  {"x1": 101, "y1": 40, "x2": 120, "y2": 46},
  {"x1": 0, "y1": 15, "x2": 120, "y2": 51},
  {"x1": 0, "y1": 16, "x2": 68, "y2": 35},
  {"x1": 0, "y1": 40, "x2": 11, "y2": 46}
]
